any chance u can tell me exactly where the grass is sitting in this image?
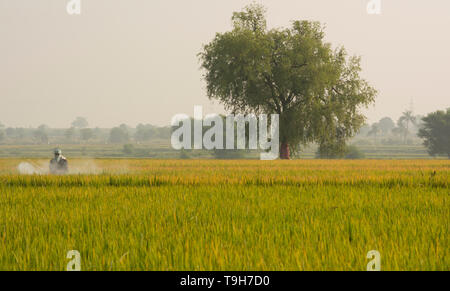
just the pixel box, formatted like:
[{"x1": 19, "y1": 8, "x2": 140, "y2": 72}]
[{"x1": 0, "y1": 159, "x2": 448, "y2": 271}]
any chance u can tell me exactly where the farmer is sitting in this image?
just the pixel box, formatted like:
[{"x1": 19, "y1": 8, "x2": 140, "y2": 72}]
[{"x1": 49, "y1": 148, "x2": 69, "y2": 174}]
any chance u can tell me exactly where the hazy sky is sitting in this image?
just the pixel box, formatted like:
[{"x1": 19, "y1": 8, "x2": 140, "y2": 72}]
[{"x1": 0, "y1": 0, "x2": 449, "y2": 128}]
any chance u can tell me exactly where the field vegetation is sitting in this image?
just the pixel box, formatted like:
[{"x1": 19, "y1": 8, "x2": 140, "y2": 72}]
[{"x1": 0, "y1": 159, "x2": 448, "y2": 271}]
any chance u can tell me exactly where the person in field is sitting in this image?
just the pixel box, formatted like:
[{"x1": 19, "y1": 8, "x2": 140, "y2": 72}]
[{"x1": 50, "y1": 148, "x2": 68, "y2": 175}]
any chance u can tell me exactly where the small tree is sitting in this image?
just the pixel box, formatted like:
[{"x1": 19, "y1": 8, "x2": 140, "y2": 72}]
[
  {"x1": 316, "y1": 143, "x2": 365, "y2": 159},
  {"x1": 418, "y1": 108, "x2": 450, "y2": 158},
  {"x1": 316, "y1": 141, "x2": 346, "y2": 159},
  {"x1": 80, "y1": 128, "x2": 94, "y2": 141},
  {"x1": 122, "y1": 144, "x2": 135, "y2": 155},
  {"x1": 345, "y1": 145, "x2": 365, "y2": 159},
  {"x1": 135, "y1": 124, "x2": 156, "y2": 142},
  {"x1": 0, "y1": 129, "x2": 5, "y2": 142},
  {"x1": 72, "y1": 117, "x2": 89, "y2": 128},
  {"x1": 109, "y1": 127, "x2": 129, "y2": 144}
]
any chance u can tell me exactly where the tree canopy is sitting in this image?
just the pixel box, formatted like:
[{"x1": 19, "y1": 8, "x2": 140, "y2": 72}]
[
  {"x1": 109, "y1": 126, "x2": 129, "y2": 144},
  {"x1": 418, "y1": 108, "x2": 450, "y2": 158},
  {"x1": 199, "y1": 4, "x2": 376, "y2": 159},
  {"x1": 378, "y1": 117, "x2": 395, "y2": 135}
]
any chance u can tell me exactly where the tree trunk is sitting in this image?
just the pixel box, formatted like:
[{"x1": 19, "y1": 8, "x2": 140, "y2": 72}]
[{"x1": 280, "y1": 143, "x2": 290, "y2": 160}]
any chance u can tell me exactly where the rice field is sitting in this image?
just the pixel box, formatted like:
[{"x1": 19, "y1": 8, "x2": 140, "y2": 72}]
[{"x1": 0, "y1": 159, "x2": 448, "y2": 271}]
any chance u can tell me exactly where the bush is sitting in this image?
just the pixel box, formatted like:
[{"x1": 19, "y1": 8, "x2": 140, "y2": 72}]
[
  {"x1": 315, "y1": 141, "x2": 346, "y2": 159},
  {"x1": 122, "y1": 144, "x2": 135, "y2": 155},
  {"x1": 345, "y1": 146, "x2": 365, "y2": 159},
  {"x1": 316, "y1": 145, "x2": 365, "y2": 159}
]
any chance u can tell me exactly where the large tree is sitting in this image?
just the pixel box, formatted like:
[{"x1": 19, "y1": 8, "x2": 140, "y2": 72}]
[
  {"x1": 199, "y1": 4, "x2": 376, "y2": 159},
  {"x1": 418, "y1": 108, "x2": 450, "y2": 158}
]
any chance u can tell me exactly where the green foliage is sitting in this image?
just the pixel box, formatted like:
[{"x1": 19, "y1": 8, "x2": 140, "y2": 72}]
[
  {"x1": 316, "y1": 138, "x2": 347, "y2": 159},
  {"x1": 135, "y1": 124, "x2": 156, "y2": 142},
  {"x1": 316, "y1": 142, "x2": 365, "y2": 159},
  {"x1": 199, "y1": 4, "x2": 377, "y2": 158},
  {"x1": 154, "y1": 127, "x2": 171, "y2": 139},
  {"x1": 109, "y1": 127, "x2": 129, "y2": 144},
  {"x1": 0, "y1": 124, "x2": 172, "y2": 145},
  {"x1": 0, "y1": 160, "x2": 447, "y2": 270},
  {"x1": 345, "y1": 145, "x2": 365, "y2": 159},
  {"x1": 0, "y1": 130, "x2": 5, "y2": 142},
  {"x1": 232, "y1": 3, "x2": 267, "y2": 32},
  {"x1": 80, "y1": 128, "x2": 94, "y2": 141},
  {"x1": 122, "y1": 144, "x2": 135, "y2": 155},
  {"x1": 418, "y1": 108, "x2": 450, "y2": 158}
]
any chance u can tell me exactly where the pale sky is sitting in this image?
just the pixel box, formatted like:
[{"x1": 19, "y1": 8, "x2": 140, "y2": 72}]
[{"x1": 0, "y1": 0, "x2": 449, "y2": 128}]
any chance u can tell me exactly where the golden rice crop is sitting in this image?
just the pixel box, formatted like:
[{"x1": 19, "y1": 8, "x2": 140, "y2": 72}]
[{"x1": 0, "y1": 159, "x2": 448, "y2": 270}]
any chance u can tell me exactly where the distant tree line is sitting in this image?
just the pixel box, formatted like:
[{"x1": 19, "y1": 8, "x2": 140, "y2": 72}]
[
  {"x1": 356, "y1": 111, "x2": 424, "y2": 145},
  {"x1": 0, "y1": 117, "x2": 171, "y2": 146},
  {"x1": 313, "y1": 108, "x2": 449, "y2": 159},
  {"x1": 0, "y1": 109, "x2": 448, "y2": 159}
]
